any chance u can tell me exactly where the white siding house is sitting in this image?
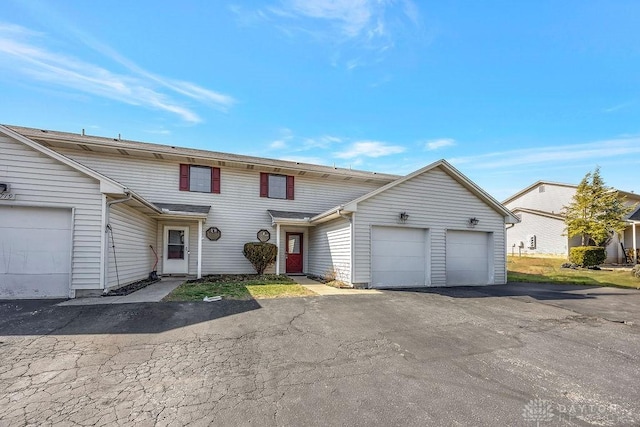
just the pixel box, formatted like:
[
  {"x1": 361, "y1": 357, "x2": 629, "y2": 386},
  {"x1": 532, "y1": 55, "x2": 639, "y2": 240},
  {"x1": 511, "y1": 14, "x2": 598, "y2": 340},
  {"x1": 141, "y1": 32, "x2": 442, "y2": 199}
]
[
  {"x1": 504, "y1": 181, "x2": 640, "y2": 263},
  {"x1": 0, "y1": 124, "x2": 518, "y2": 298}
]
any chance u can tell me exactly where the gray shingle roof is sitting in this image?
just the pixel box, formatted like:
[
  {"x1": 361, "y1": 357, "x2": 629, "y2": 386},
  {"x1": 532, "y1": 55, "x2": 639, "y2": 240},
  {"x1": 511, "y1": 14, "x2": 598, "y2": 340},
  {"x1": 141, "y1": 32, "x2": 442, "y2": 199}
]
[
  {"x1": 267, "y1": 210, "x2": 319, "y2": 220},
  {"x1": 155, "y1": 203, "x2": 211, "y2": 214},
  {"x1": 7, "y1": 125, "x2": 399, "y2": 182}
]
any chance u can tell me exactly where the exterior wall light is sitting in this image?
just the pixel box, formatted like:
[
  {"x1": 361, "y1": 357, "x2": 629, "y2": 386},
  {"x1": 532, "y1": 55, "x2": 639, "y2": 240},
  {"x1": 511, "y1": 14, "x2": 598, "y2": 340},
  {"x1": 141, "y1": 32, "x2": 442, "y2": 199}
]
[
  {"x1": 399, "y1": 212, "x2": 409, "y2": 223},
  {"x1": 469, "y1": 217, "x2": 479, "y2": 227}
]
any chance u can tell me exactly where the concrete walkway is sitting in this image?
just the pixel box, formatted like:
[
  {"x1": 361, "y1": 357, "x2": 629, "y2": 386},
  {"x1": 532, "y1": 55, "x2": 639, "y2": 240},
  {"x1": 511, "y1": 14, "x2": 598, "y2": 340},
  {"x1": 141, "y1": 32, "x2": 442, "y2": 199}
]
[
  {"x1": 57, "y1": 278, "x2": 184, "y2": 306},
  {"x1": 289, "y1": 275, "x2": 382, "y2": 295}
]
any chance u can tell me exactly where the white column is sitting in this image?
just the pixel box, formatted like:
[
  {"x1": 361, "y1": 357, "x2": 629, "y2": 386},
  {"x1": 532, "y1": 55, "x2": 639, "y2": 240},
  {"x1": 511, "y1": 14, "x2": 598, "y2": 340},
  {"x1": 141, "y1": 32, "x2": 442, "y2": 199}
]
[
  {"x1": 197, "y1": 219, "x2": 203, "y2": 279},
  {"x1": 634, "y1": 223, "x2": 638, "y2": 264},
  {"x1": 276, "y1": 223, "x2": 281, "y2": 275}
]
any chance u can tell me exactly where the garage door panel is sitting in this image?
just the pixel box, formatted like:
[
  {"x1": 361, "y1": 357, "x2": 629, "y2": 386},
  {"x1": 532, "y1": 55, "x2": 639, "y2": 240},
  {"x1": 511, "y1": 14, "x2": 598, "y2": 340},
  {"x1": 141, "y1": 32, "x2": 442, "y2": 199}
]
[
  {"x1": 372, "y1": 256, "x2": 425, "y2": 273},
  {"x1": 371, "y1": 226, "x2": 428, "y2": 288},
  {"x1": 372, "y1": 241, "x2": 425, "y2": 257},
  {"x1": 0, "y1": 206, "x2": 72, "y2": 298},
  {"x1": 371, "y1": 270, "x2": 425, "y2": 287},
  {"x1": 446, "y1": 231, "x2": 490, "y2": 286}
]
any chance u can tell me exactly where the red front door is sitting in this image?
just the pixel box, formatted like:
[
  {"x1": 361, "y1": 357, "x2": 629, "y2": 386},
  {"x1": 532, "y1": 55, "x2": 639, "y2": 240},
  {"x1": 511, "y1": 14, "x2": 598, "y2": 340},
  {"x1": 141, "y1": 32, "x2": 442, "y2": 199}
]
[{"x1": 285, "y1": 233, "x2": 303, "y2": 274}]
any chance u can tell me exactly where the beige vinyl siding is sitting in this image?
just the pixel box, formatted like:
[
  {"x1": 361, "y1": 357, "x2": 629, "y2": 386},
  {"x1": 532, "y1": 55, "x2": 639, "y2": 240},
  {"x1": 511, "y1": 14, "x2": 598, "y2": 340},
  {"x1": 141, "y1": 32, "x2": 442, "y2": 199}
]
[
  {"x1": 0, "y1": 135, "x2": 104, "y2": 291},
  {"x1": 507, "y1": 213, "x2": 568, "y2": 257},
  {"x1": 504, "y1": 184, "x2": 576, "y2": 214},
  {"x1": 107, "y1": 202, "x2": 157, "y2": 288},
  {"x1": 353, "y1": 167, "x2": 506, "y2": 287},
  {"x1": 308, "y1": 217, "x2": 351, "y2": 283},
  {"x1": 55, "y1": 149, "x2": 383, "y2": 275}
]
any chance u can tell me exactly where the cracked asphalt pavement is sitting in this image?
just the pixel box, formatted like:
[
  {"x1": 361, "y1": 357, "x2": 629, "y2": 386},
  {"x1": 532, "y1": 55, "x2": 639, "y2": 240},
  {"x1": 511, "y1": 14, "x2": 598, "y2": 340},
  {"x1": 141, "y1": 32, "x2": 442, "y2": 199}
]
[{"x1": 1, "y1": 283, "x2": 639, "y2": 426}]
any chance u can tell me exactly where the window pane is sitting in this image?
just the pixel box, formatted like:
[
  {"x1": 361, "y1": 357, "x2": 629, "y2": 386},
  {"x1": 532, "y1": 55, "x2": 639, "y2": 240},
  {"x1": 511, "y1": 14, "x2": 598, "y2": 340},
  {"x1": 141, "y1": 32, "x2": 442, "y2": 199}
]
[
  {"x1": 268, "y1": 175, "x2": 286, "y2": 199},
  {"x1": 288, "y1": 235, "x2": 301, "y2": 254},
  {"x1": 190, "y1": 166, "x2": 211, "y2": 192},
  {"x1": 167, "y1": 230, "x2": 185, "y2": 259}
]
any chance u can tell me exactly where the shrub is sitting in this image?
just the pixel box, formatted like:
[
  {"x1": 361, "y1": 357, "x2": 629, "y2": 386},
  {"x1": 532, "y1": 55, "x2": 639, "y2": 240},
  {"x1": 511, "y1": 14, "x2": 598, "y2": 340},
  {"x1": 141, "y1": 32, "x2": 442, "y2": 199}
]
[
  {"x1": 243, "y1": 242, "x2": 278, "y2": 275},
  {"x1": 632, "y1": 265, "x2": 640, "y2": 279},
  {"x1": 569, "y1": 246, "x2": 606, "y2": 267}
]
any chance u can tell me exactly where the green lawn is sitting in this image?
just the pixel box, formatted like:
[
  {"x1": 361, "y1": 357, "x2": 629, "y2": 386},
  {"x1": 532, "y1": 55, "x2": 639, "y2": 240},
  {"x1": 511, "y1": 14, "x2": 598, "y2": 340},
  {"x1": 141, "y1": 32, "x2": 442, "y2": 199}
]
[
  {"x1": 163, "y1": 274, "x2": 317, "y2": 301},
  {"x1": 507, "y1": 256, "x2": 640, "y2": 289}
]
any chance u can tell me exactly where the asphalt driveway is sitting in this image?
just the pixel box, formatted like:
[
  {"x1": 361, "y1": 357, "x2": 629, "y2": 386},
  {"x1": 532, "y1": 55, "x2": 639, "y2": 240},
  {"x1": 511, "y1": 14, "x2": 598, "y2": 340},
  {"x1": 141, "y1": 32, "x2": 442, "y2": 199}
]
[{"x1": 1, "y1": 282, "x2": 639, "y2": 426}]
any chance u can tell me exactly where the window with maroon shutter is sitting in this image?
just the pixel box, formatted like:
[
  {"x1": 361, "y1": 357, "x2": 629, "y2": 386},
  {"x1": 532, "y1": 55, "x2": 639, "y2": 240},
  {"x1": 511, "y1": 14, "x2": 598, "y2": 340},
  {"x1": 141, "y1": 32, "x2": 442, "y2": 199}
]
[
  {"x1": 212, "y1": 167, "x2": 221, "y2": 194},
  {"x1": 260, "y1": 173, "x2": 269, "y2": 197},
  {"x1": 179, "y1": 164, "x2": 220, "y2": 193},
  {"x1": 260, "y1": 173, "x2": 294, "y2": 199},
  {"x1": 179, "y1": 164, "x2": 190, "y2": 191},
  {"x1": 286, "y1": 175, "x2": 294, "y2": 200}
]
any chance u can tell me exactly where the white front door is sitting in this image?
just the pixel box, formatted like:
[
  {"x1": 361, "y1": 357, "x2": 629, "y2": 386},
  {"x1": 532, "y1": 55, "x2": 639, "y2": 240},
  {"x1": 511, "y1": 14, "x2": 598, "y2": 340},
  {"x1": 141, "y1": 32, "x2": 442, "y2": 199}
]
[{"x1": 163, "y1": 226, "x2": 189, "y2": 274}]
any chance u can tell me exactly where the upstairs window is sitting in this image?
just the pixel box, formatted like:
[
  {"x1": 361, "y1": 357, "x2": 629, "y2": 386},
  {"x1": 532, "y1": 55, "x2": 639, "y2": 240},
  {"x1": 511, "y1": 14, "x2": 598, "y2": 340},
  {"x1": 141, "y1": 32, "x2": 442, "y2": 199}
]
[
  {"x1": 179, "y1": 164, "x2": 221, "y2": 193},
  {"x1": 260, "y1": 173, "x2": 294, "y2": 199}
]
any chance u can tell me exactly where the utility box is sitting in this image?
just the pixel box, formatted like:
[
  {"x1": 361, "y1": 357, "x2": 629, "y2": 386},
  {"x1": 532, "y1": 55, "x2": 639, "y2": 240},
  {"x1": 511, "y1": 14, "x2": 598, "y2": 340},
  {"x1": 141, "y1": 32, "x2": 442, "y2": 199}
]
[{"x1": 527, "y1": 234, "x2": 536, "y2": 249}]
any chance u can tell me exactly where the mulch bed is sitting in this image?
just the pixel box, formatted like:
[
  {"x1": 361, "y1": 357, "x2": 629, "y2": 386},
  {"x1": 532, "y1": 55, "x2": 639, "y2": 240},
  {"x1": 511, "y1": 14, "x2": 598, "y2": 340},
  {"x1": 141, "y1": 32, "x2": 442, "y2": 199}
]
[{"x1": 104, "y1": 277, "x2": 161, "y2": 297}]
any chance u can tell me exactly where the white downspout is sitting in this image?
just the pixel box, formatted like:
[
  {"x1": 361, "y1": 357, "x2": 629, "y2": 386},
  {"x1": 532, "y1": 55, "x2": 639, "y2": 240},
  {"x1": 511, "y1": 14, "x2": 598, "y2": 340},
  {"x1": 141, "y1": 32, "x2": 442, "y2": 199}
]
[
  {"x1": 197, "y1": 219, "x2": 203, "y2": 279},
  {"x1": 103, "y1": 191, "x2": 133, "y2": 293},
  {"x1": 276, "y1": 223, "x2": 281, "y2": 275},
  {"x1": 634, "y1": 222, "x2": 638, "y2": 264}
]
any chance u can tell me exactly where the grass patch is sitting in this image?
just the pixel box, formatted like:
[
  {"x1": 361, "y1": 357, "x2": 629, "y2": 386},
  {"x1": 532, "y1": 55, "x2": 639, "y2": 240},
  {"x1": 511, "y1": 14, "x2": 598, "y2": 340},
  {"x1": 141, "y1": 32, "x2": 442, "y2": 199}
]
[
  {"x1": 508, "y1": 256, "x2": 640, "y2": 289},
  {"x1": 163, "y1": 274, "x2": 316, "y2": 301}
]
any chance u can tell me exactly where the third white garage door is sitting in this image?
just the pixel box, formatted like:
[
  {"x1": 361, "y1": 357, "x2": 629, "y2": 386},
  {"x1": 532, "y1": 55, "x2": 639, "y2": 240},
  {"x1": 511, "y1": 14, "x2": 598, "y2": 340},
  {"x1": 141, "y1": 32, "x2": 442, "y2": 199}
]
[
  {"x1": 446, "y1": 230, "x2": 491, "y2": 286},
  {"x1": 371, "y1": 226, "x2": 428, "y2": 288}
]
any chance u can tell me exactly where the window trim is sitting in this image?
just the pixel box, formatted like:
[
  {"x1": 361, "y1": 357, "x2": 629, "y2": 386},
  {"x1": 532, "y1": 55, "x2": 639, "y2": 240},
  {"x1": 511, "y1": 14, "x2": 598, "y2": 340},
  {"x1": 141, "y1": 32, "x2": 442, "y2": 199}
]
[
  {"x1": 260, "y1": 172, "x2": 294, "y2": 199},
  {"x1": 179, "y1": 164, "x2": 221, "y2": 193}
]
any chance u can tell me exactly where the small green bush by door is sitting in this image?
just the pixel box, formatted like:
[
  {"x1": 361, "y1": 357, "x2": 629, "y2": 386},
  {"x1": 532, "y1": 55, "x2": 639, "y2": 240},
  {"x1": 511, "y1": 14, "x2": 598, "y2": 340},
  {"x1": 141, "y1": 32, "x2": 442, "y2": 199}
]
[
  {"x1": 243, "y1": 242, "x2": 278, "y2": 274},
  {"x1": 569, "y1": 246, "x2": 606, "y2": 267}
]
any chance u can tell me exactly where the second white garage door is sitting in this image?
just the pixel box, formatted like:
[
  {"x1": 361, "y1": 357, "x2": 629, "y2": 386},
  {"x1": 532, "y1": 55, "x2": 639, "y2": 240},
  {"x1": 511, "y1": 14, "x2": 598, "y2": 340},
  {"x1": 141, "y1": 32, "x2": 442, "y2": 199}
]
[
  {"x1": 0, "y1": 206, "x2": 72, "y2": 298},
  {"x1": 371, "y1": 226, "x2": 428, "y2": 288},
  {"x1": 446, "y1": 230, "x2": 491, "y2": 286}
]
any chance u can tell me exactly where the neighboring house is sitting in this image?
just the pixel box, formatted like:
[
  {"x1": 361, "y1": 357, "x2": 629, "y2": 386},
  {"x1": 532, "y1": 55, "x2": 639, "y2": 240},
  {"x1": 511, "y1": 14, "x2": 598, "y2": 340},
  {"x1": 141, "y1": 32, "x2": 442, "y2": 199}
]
[
  {"x1": 503, "y1": 181, "x2": 640, "y2": 263},
  {"x1": 0, "y1": 125, "x2": 518, "y2": 299}
]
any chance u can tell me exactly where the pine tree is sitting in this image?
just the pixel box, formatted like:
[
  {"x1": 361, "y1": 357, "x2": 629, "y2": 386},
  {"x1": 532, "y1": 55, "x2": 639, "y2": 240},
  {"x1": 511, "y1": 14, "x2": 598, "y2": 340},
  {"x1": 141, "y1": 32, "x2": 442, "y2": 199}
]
[{"x1": 564, "y1": 168, "x2": 634, "y2": 246}]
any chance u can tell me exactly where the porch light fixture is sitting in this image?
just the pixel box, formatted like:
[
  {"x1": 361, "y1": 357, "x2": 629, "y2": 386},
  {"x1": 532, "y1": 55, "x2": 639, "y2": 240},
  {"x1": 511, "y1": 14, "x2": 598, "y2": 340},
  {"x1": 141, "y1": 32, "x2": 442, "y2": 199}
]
[
  {"x1": 399, "y1": 212, "x2": 409, "y2": 223},
  {"x1": 469, "y1": 217, "x2": 479, "y2": 227},
  {"x1": 0, "y1": 183, "x2": 9, "y2": 193}
]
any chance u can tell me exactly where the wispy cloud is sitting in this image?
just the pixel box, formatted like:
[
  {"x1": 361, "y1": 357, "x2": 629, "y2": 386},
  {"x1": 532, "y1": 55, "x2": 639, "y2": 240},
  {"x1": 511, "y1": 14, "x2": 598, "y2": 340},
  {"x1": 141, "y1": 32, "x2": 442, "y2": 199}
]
[
  {"x1": 334, "y1": 140, "x2": 405, "y2": 159},
  {"x1": 302, "y1": 135, "x2": 342, "y2": 149},
  {"x1": 270, "y1": 140, "x2": 288, "y2": 149},
  {"x1": 235, "y1": 1, "x2": 422, "y2": 68},
  {"x1": 449, "y1": 137, "x2": 640, "y2": 170},
  {"x1": 0, "y1": 22, "x2": 235, "y2": 123},
  {"x1": 603, "y1": 101, "x2": 634, "y2": 113},
  {"x1": 425, "y1": 138, "x2": 456, "y2": 151}
]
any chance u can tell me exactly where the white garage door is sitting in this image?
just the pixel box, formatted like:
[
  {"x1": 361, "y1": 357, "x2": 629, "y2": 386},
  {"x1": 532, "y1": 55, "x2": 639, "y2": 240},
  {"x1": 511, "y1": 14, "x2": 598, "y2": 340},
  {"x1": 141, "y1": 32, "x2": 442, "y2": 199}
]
[
  {"x1": 371, "y1": 226, "x2": 428, "y2": 288},
  {"x1": 0, "y1": 206, "x2": 72, "y2": 298},
  {"x1": 446, "y1": 230, "x2": 491, "y2": 286}
]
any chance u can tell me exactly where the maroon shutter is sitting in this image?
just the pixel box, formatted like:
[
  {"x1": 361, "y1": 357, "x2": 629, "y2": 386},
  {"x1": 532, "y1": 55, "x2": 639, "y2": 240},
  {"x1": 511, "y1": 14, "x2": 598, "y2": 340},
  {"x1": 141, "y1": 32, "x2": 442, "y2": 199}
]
[
  {"x1": 286, "y1": 175, "x2": 295, "y2": 200},
  {"x1": 212, "y1": 167, "x2": 221, "y2": 194},
  {"x1": 179, "y1": 164, "x2": 190, "y2": 191},
  {"x1": 260, "y1": 173, "x2": 269, "y2": 197}
]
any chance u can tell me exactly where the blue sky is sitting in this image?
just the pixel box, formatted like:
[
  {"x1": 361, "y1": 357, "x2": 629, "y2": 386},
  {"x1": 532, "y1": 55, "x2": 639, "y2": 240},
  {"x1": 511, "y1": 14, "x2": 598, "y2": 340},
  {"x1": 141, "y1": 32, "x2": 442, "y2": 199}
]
[{"x1": 1, "y1": 1, "x2": 639, "y2": 200}]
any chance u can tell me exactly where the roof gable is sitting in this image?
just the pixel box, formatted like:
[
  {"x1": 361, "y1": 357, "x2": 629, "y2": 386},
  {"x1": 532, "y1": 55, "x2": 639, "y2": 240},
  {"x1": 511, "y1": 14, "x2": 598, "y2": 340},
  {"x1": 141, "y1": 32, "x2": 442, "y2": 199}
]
[
  {"x1": 313, "y1": 159, "x2": 519, "y2": 224},
  {"x1": 0, "y1": 125, "x2": 162, "y2": 214},
  {"x1": 503, "y1": 180, "x2": 640, "y2": 205}
]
